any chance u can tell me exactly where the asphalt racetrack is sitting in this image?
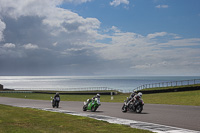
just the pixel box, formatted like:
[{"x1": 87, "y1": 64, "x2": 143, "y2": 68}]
[{"x1": 0, "y1": 97, "x2": 199, "y2": 131}]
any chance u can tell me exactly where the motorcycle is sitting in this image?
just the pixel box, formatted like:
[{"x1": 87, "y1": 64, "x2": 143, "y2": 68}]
[
  {"x1": 83, "y1": 98, "x2": 101, "y2": 112},
  {"x1": 51, "y1": 97, "x2": 60, "y2": 108},
  {"x1": 122, "y1": 96, "x2": 144, "y2": 113}
]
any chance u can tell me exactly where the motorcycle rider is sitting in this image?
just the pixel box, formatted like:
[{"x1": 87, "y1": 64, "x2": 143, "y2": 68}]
[
  {"x1": 133, "y1": 92, "x2": 142, "y2": 103},
  {"x1": 127, "y1": 90, "x2": 137, "y2": 102},
  {"x1": 130, "y1": 90, "x2": 138, "y2": 99},
  {"x1": 53, "y1": 92, "x2": 60, "y2": 105},
  {"x1": 86, "y1": 93, "x2": 100, "y2": 106},
  {"x1": 122, "y1": 92, "x2": 144, "y2": 113}
]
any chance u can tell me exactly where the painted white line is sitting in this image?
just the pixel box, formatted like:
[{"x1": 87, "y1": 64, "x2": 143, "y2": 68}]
[{"x1": 13, "y1": 105, "x2": 200, "y2": 133}]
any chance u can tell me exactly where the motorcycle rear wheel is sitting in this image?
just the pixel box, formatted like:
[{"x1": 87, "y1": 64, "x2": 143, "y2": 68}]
[
  {"x1": 91, "y1": 106, "x2": 96, "y2": 112},
  {"x1": 135, "y1": 105, "x2": 143, "y2": 113}
]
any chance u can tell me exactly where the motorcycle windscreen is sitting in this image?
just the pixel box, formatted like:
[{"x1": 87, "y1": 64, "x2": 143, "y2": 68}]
[{"x1": 95, "y1": 98, "x2": 100, "y2": 104}]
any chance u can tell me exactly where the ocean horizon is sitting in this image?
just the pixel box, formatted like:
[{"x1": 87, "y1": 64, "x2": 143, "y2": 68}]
[{"x1": 0, "y1": 76, "x2": 200, "y2": 92}]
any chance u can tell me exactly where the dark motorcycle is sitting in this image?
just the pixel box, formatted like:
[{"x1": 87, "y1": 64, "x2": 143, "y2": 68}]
[
  {"x1": 51, "y1": 97, "x2": 60, "y2": 108},
  {"x1": 122, "y1": 96, "x2": 144, "y2": 113}
]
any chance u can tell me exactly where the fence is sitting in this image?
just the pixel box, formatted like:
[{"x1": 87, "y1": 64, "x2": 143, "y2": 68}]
[{"x1": 134, "y1": 79, "x2": 200, "y2": 91}]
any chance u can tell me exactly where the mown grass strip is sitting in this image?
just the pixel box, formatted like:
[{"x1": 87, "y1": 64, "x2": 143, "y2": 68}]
[{"x1": 0, "y1": 104, "x2": 152, "y2": 133}]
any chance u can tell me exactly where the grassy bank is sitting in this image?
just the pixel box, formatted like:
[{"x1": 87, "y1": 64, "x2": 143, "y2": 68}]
[
  {"x1": 142, "y1": 90, "x2": 200, "y2": 106},
  {"x1": 141, "y1": 84, "x2": 200, "y2": 91},
  {"x1": 0, "y1": 104, "x2": 151, "y2": 133}
]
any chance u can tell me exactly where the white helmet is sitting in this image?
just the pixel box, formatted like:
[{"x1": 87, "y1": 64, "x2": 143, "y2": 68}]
[
  {"x1": 96, "y1": 94, "x2": 100, "y2": 98},
  {"x1": 138, "y1": 92, "x2": 142, "y2": 97}
]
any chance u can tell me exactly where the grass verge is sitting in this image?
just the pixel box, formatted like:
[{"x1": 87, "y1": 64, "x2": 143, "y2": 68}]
[{"x1": 0, "y1": 104, "x2": 151, "y2": 133}]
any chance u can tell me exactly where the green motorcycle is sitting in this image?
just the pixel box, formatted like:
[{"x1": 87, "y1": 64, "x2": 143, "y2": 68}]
[{"x1": 83, "y1": 98, "x2": 101, "y2": 112}]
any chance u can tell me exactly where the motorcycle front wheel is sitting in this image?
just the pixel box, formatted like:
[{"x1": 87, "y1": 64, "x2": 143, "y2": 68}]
[
  {"x1": 122, "y1": 104, "x2": 127, "y2": 113},
  {"x1": 56, "y1": 102, "x2": 59, "y2": 108},
  {"x1": 83, "y1": 105, "x2": 87, "y2": 111}
]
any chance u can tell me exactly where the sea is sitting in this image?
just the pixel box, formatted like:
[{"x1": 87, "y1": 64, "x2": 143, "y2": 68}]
[{"x1": 0, "y1": 76, "x2": 200, "y2": 92}]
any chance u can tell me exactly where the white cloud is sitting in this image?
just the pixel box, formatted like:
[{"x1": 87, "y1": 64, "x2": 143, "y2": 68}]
[
  {"x1": 53, "y1": 42, "x2": 58, "y2": 47},
  {"x1": 110, "y1": 0, "x2": 129, "y2": 7},
  {"x1": 3, "y1": 43, "x2": 16, "y2": 48},
  {"x1": 92, "y1": 27, "x2": 200, "y2": 75},
  {"x1": 23, "y1": 43, "x2": 38, "y2": 49},
  {"x1": 0, "y1": 0, "x2": 101, "y2": 37},
  {"x1": 0, "y1": 0, "x2": 62, "y2": 19},
  {"x1": 63, "y1": 0, "x2": 92, "y2": 4},
  {"x1": 158, "y1": 38, "x2": 200, "y2": 47},
  {"x1": 110, "y1": 26, "x2": 121, "y2": 33},
  {"x1": 147, "y1": 32, "x2": 167, "y2": 39},
  {"x1": 0, "y1": 19, "x2": 6, "y2": 41},
  {"x1": 156, "y1": 5, "x2": 169, "y2": 8},
  {"x1": 131, "y1": 64, "x2": 153, "y2": 69}
]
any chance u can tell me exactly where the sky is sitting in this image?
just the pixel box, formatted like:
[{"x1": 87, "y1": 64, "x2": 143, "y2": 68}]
[{"x1": 0, "y1": 0, "x2": 200, "y2": 76}]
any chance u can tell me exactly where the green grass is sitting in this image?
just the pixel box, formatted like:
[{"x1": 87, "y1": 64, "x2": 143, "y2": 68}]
[
  {"x1": 142, "y1": 84, "x2": 200, "y2": 91},
  {"x1": 0, "y1": 104, "x2": 152, "y2": 133},
  {"x1": 0, "y1": 92, "x2": 129, "y2": 103},
  {"x1": 143, "y1": 90, "x2": 200, "y2": 106},
  {"x1": 1, "y1": 88, "x2": 200, "y2": 106}
]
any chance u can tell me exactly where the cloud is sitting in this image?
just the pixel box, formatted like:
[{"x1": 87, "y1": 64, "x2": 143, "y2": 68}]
[
  {"x1": 3, "y1": 43, "x2": 16, "y2": 48},
  {"x1": 0, "y1": 19, "x2": 6, "y2": 41},
  {"x1": 147, "y1": 32, "x2": 167, "y2": 39},
  {"x1": 156, "y1": 5, "x2": 169, "y2": 8},
  {"x1": 0, "y1": 0, "x2": 103, "y2": 75},
  {"x1": 0, "y1": 0, "x2": 199, "y2": 76},
  {"x1": 23, "y1": 43, "x2": 39, "y2": 49},
  {"x1": 63, "y1": 0, "x2": 92, "y2": 4},
  {"x1": 158, "y1": 38, "x2": 200, "y2": 47},
  {"x1": 0, "y1": 0, "x2": 100, "y2": 36},
  {"x1": 53, "y1": 42, "x2": 58, "y2": 47},
  {"x1": 92, "y1": 28, "x2": 200, "y2": 75},
  {"x1": 110, "y1": 0, "x2": 129, "y2": 7}
]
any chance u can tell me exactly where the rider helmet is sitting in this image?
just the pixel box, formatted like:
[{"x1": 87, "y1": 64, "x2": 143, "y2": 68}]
[
  {"x1": 96, "y1": 94, "x2": 100, "y2": 98},
  {"x1": 138, "y1": 92, "x2": 142, "y2": 97}
]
